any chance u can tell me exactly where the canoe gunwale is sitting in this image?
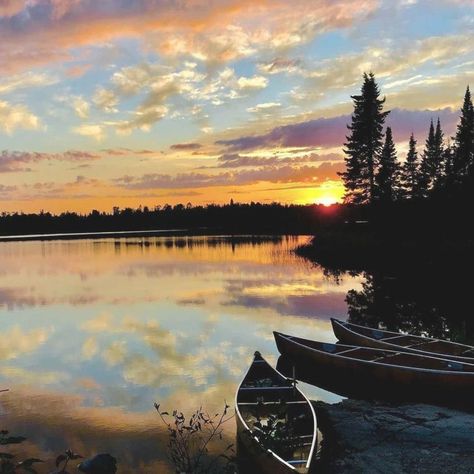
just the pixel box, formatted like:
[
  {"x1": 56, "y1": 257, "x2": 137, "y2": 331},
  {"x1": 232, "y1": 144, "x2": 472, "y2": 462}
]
[
  {"x1": 275, "y1": 332, "x2": 474, "y2": 376},
  {"x1": 331, "y1": 318, "x2": 474, "y2": 364},
  {"x1": 235, "y1": 353, "x2": 318, "y2": 472}
]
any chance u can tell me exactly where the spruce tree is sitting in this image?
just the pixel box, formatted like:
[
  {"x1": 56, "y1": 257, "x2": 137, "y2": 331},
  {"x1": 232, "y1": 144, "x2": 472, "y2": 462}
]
[
  {"x1": 375, "y1": 127, "x2": 399, "y2": 203},
  {"x1": 432, "y1": 118, "x2": 445, "y2": 187},
  {"x1": 453, "y1": 86, "x2": 474, "y2": 181},
  {"x1": 400, "y1": 133, "x2": 420, "y2": 199},
  {"x1": 442, "y1": 142, "x2": 456, "y2": 190},
  {"x1": 418, "y1": 120, "x2": 435, "y2": 197},
  {"x1": 340, "y1": 73, "x2": 389, "y2": 204}
]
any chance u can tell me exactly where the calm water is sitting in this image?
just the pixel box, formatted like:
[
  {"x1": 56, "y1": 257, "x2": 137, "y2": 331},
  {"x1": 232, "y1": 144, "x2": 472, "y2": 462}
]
[{"x1": 0, "y1": 235, "x2": 362, "y2": 472}]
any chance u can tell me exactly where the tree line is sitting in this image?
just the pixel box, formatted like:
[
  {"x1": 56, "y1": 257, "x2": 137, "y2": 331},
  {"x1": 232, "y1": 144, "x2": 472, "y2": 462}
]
[
  {"x1": 0, "y1": 202, "x2": 345, "y2": 237},
  {"x1": 341, "y1": 73, "x2": 474, "y2": 204}
]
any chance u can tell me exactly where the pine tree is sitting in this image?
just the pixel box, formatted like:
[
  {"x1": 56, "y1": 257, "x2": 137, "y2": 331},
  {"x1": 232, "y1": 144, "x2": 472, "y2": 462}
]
[
  {"x1": 340, "y1": 73, "x2": 390, "y2": 204},
  {"x1": 400, "y1": 133, "x2": 420, "y2": 199},
  {"x1": 375, "y1": 127, "x2": 399, "y2": 203},
  {"x1": 442, "y1": 142, "x2": 456, "y2": 190},
  {"x1": 418, "y1": 120, "x2": 435, "y2": 197},
  {"x1": 432, "y1": 118, "x2": 445, "y2": 187},
  {"x1": 453, "y1": 86, "x2": 474, "y2": 181}
]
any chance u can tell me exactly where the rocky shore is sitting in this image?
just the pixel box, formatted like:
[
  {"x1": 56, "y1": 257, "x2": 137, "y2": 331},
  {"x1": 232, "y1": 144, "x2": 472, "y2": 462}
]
[{"x1": 314, "y1": 399, "x2": 474, "y2": 473}]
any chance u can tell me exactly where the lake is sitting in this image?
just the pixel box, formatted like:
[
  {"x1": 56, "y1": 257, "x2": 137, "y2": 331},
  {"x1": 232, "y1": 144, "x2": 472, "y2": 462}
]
[{"x1": 0, "y1": 235, "x2": 363, "y2": 472}]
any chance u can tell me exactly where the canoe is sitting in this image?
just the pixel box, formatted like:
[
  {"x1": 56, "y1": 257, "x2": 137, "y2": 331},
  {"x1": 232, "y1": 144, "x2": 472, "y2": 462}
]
[
  {"x1": 331, "y1": 318, "x2": 474, "y2": 363},
  {"x1": 273, "y1": 331, "x2": 474, "y2": 405},
  {"x1": 235, "y1": 351, "x2": 318, "y2": 474}
]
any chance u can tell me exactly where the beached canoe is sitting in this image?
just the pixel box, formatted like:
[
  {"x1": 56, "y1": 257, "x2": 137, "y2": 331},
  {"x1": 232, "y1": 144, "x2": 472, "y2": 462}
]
[
  {"x1": 273, "y1": 331, "x2": 474, "y2": 405},
  {"x1": 331, "y1": 318, "x2": 474, "y2": 363},
  {"x1": 235, "y1": 351, "x2": 318, "y2": 474}
]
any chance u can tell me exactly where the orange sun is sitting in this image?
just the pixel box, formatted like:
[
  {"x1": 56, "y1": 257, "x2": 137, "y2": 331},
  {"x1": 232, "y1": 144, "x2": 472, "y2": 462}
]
[{"x1": 316, "y1": 195, "x2": 338, "y2": 206}]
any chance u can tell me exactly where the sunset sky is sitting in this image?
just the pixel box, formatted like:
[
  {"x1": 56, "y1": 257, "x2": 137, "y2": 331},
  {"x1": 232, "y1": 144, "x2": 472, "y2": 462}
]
[{"x1": 1, "y1": 0, "x2": 473, "y2": 213}]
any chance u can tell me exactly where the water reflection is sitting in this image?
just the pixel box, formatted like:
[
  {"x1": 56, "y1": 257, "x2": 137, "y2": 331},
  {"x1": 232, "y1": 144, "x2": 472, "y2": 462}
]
[
  {"x1": 340, "y1": 266, "x2": 474, "y2": 345},
  {"x1": 0, "y1": 235, "x2": 359, "y2": 472}
]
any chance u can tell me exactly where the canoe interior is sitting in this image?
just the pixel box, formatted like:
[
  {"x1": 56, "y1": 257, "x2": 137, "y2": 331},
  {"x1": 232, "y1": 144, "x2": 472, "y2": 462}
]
[
  {"x1": 341, "y1": 320, "x2": 474, "y2": 357},
  {"x1": 237, "y1": 355, "x2": 315, "y2": 471},
  {"x1": 284, "y1": 334, "x2": 474, "y2": 373}
]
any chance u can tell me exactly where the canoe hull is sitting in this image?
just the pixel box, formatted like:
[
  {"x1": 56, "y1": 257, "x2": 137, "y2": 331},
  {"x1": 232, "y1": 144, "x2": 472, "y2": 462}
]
[
  {"x1": 235, "y1": 352, "x2": 317, "y2": 473},
  {"x1": 274, "y1": 332, "x2": 474, "y2": 406},
  {"x1": 332, "y1": 318, "x2": 474, "y2": 363}
]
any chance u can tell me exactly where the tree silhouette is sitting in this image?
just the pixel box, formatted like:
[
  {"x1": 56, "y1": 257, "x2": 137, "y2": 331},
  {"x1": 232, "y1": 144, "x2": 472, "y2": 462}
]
[
  {"x1": 375, "y1": 127, "x2": 399, "y2": 203},
  {"x1": 340, "y1": 73, "x2": 389, "y2": 204},
  {"x1": 432, "y1": 118, "x2": 445, "y2": 189},
  {"x1": 399, "y1": 134, "x2": 420, "y2": 199},
  {"x1": 453, "y1": 86, "x2": 474, "y2": 182},
  {"x1": 418, "y1": 120, "x2": 436, "y2": 197}
]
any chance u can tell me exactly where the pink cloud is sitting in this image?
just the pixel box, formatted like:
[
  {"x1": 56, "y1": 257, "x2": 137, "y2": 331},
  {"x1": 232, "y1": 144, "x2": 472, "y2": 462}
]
[
  {"x1": 217, "y1": 108, "x2": 460, "y2": 152},
  {"x1": 0, "y1": 0, "x2": 378, "y2": 74},
  {"x1": 114, "y1": 162, "x2": 344, "y2": 190}
]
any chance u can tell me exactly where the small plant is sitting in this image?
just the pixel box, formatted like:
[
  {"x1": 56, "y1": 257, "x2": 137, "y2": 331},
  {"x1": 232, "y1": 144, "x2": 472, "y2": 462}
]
[
  {"x1": 54, "y1": 450, "x2": 83, "y2": 474},
  {"x1": 0, "y1": 430, "x2": 43, "y2": 474},
  {"x1": 248, "y1": 401, "x2": 304, "y2": 460},
  {"x1": 154, "y1": 402, "x2": 236, "y2": 474}
]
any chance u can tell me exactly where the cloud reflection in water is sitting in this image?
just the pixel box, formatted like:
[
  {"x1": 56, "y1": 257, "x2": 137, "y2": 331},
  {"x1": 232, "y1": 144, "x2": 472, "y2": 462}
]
[{"x1": 0, "y1": 235, "x2": 362, "y2": 472}]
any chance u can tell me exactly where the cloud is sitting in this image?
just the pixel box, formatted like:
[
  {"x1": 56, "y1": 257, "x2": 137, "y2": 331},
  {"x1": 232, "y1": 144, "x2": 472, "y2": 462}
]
[
  {"x1": 0, "y1": 100, "x2": 40, "y2": 134},
  {"x1": 0, "y1": 325, "x2": 49, "y2": 360},
  {"x1": 0, "y1": 0, "x2": 23, "y2": 18},
  {"x1": 210, "y1": 152, "x2": 341, "y2": 169},
  {"x1": 73, "y1": 123, "x2": 105, "y2": 141},
  {"x1": 247, "y1": 102, "x2": 281, "y2": 113},
  {"x1": 117, "y1": 105, "x2": 169, "y2": 133},
  {"x1": 92, "y1": 87, "x2": 119, "y2": 113},
  {"x1": 98, "y1": 61, "x2": 270, "y2": 132},
  {"x1": 115, "y1": 162, "x2": 344, "y2": 190},
  {"x1": 216, "y1": 115, "x2": 349, "y2": 151},
  {"x1": 0, "y1": 149, "x2": 101, "y2": 172},
  {"x1": 216, "y1": 108, "x2": 461, "y2": 153},
  {"x1": 0, "y1": 183, "x2": 18, "y2": 198},
  {"x1": 385, "y1": 72, "x2": 474, "y2": 111},
  {"x1": 0, "y1": 72, "x2": 58, "y2": 94},
  {"x1": 82, "y1": 336, "x2": 99, "y2": 360},
  {"x1": 236, "y1": 75, "x2": 268, "y2": 90},
  {"x1": 278, "y1": 33, "x2": 474, "y2": 105},
  {"x1": 72, "y1": 96, "x2": 90, "y2": 119},
  {"x1": 386, "y1": 107, "x2": 459, "y2": 142},
  {"x1": 0, "y1": 0, "x2": 378, "y2": 75},
  {"x1": 258, "y1": 57, "x2": 304, "y2": 75},
  {"x1": 170, "y1": 142, "x2": 203, "y2": 151}
]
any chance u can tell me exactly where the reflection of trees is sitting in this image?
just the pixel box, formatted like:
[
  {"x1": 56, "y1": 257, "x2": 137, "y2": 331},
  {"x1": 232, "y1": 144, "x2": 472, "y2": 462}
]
[{"x1": 344, "y1": 267, "x2": 474, "y2": 345}]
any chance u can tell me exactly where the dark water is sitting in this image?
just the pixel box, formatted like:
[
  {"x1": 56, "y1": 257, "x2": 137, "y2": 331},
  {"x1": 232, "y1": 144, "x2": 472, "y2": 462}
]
[{"x1": 0, "y1": 235, "x2": 363, "y2": 472}]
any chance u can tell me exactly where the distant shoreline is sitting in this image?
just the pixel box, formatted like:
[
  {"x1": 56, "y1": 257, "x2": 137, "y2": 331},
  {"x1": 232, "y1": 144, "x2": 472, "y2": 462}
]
[
  {"x1": 0, "y1": 228, "x2": 193, "y2": 242},
  {"x1": 0, "y1": 228, "x2": 304, "y2": 243}
]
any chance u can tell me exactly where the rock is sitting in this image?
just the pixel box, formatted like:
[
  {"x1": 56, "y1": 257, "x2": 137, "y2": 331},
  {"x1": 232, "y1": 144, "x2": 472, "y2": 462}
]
[
  {"x1": 78, "y1": 453, "x2": 117, "y2": 474},
  {"x1": 314, "y1": 399, "x2": 474, "y2": 474}
]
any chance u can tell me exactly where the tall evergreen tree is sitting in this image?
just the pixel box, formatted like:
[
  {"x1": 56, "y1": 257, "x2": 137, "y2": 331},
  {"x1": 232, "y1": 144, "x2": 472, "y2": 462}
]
[
  {"x1": 432, "y1": 118, "x2": 445, "y2": 187},
  {"x1": 418, "y1": 120, "x2": 435, "y2": 197},
  {"x1": 400, "y1": 133, "x2": 420, "y2": 199},
  {"x1": 442, "y1": 141, "x2": 456, "y2": 190},
  {"x1": 418, "y1": 118, "x2": 444, "y2": 195},
  {"x1": 453, "y1": 86, "x2": 474, "y2": 181},
  {"x1": 375, "y1": 127, "x2": 399, "y2": 203},
  {"x1": 340, "y1": 73, "x2": 389, "y2": 204}
]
